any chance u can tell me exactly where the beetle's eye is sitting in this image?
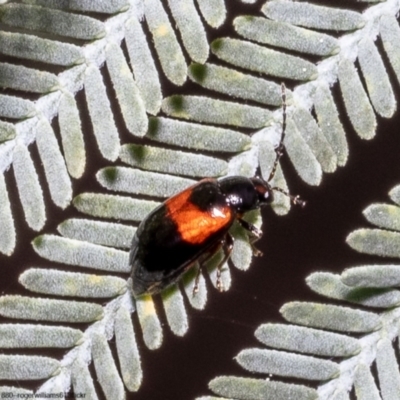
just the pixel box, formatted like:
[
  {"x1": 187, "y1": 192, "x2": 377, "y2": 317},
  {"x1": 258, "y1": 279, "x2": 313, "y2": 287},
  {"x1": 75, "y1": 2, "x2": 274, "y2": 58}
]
[
  {"x1": 263, "y1": 188, "x2": 274, "y2": 204},
  {"x1": 252, "y1": 181, "x2": 273, "y2": 205}
]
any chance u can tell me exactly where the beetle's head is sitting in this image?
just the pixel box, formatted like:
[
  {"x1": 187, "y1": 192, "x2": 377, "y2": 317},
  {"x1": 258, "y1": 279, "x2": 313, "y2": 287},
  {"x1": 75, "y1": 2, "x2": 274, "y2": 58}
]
[
  {"x1": 250, "y1": 176, "x2": 274, "y2": 207},
  {"x1": 219, "y1": 176, "x2": 274, "y2": 213}
]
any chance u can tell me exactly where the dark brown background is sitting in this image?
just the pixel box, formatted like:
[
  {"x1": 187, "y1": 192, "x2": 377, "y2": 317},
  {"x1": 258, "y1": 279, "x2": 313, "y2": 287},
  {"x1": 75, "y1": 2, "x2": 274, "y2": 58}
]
[{"x1": 1, "y1": 0, "x2": 400, "y2": 399}]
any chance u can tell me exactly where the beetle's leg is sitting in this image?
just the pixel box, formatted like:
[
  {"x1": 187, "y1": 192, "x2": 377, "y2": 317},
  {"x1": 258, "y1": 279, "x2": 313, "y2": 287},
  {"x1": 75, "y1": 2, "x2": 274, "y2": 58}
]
[
  {"x1": 192, "y1": 240, "x2": 223, "y2": 296},
  {"x1": 238, "y1": 218, "x2": 262, "y2": 238},
  {"x1": 215, "y1": 233, "x2": 234, "y2": 292},
  {"x1": 192, "y1": 240, "x2": 224, "y2": 296},
  {"x1": 249, "y1": 238, "x2": 263, "y2": 257},
  {"x1": 192, "y1": 235, "x2": 234, "y2": 295},
  {"x1": 238, "y1": 218, "x2": 263, "y2": 257}
]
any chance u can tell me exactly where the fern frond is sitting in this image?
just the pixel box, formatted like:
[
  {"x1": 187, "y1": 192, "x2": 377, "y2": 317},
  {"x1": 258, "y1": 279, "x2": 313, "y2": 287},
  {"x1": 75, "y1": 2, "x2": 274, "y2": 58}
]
[
  {"x1": 1, "y1": 0, "x2": 400, "y2": 397},
  {"x1": 201, "y1": 183, "x2": 400, "y2": 399}
]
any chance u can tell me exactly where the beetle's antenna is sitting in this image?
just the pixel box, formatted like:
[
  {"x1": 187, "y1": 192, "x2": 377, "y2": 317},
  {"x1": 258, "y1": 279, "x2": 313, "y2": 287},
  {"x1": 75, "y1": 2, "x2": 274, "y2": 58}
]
[
  {"x1": 266, "y1": 84, "x2": 306, "y2": 208},
  {"x1": 267, "y1": 83, "x2": 286, "y2": 182},
  {"x1": 271, "y1": 186, "x2": 306, "y2": 207}
]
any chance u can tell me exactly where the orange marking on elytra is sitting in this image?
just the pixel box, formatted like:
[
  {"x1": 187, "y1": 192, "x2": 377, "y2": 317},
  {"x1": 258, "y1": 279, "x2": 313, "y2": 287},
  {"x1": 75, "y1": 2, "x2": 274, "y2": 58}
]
[{"x1": 165, "y1": 188, "x2": 232, "y2": 245}]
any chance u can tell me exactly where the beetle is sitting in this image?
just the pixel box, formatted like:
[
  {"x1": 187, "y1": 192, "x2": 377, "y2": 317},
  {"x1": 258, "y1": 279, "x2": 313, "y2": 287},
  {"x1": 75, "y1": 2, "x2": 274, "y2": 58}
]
[{"x1": 130, "y1": 84, "x2": 305, "y2": 297}]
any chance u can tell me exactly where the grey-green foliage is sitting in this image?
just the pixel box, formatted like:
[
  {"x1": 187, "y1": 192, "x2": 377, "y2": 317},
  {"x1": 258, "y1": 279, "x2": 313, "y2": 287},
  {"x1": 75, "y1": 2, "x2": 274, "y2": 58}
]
[
  {"x1": 201, "y1": 184, "x2": 400, "y2": 400},
  {"x1": 0, "y1": 355, "x2": 60, "y2": 380},
  {"x1": 92, "y1": 333, "x2": 125, "y2": 400},
  {"x1": 1, "y1": 0, "x2": 400, "y2": 398}
]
